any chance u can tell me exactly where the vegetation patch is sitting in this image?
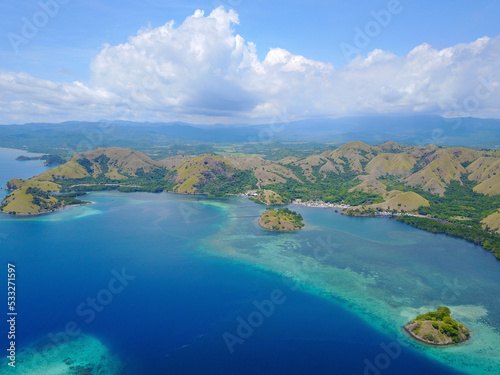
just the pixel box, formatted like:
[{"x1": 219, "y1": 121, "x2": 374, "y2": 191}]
[
  {"x1": 404, "y1": 306, "x2": 470, "y2": 345},
  {"x1": 248, "y1": 190, "x2": 285, "y2": 205},
  {"x1": 398, "y1": 215, "x2": 500, "y2": 260},
  {"x1": 259, "y1": 207, "x2": 304, "y2": 231}
]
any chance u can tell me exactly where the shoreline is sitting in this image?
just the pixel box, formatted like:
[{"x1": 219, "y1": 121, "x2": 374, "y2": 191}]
[
  {"x1": 290, "y1": 199, "x2": 351, "y2": 210},
  {"x1": 258, "y1": 217, "x2": 304, "y2": 232},
  {"x1": 289, "y1": 199, "x2": 431, "y2": 219},
  {"x1": 203, "y1": 213, "x2": 497, "y2": 375},
  {"x1": 0, "y1": 201, "x2": 96, "y2": 217},
  {"x1": 258, "y1": 208, "x2": 305, "y2": 231},
  {"x1": 2, "y1": 189, "x2": 497, "y2": 260},
  {"x1": 402, "y1": 324, "x2": 471, "y2": 347}
]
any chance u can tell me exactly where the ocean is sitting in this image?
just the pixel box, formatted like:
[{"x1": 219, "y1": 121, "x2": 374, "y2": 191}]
[{"x1": 1, "y1": 147, "x2": 499, "y2": 375}]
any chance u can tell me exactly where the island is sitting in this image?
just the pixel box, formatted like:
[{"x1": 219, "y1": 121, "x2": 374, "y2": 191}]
[
  {"x1": 404, "y1": 306, "x2": 470, "y2": 345},
  {"x1": 16, "y1": 154, "x2": 65, "y2": 166},
  {"x1": 259, "y1": 207, "x2": 305, "y2": 231}
]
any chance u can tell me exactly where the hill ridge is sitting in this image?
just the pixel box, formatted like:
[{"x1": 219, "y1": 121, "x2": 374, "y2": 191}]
[{"x1": 2, "y1": 143, "x2": 500, "y2": 259}]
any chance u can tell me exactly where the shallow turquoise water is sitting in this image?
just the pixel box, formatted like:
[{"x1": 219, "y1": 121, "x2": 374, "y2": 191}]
[
  {"x1": 202, "y1": 200, "x2": 500, "y2": 374},
  {"x1": 1, "y1": 148, "x2": 499, "y2": 374}
]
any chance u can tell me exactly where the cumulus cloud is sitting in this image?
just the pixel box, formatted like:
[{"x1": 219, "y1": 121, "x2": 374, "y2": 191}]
[{"x1": 0, "y1": 7, "x2": 499, "y2": 123}]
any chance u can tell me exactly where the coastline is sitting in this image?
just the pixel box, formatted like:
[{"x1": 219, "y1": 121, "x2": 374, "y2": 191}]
[
  {"x1": 201, "y1": 203, "x2": 500, "y2": 375},
  {"x1": 403, "y1": 324, "x2": 471, "y2": 347},
  {"x1": 258, "y1": 207, "x2": 305, "y2": 231},
  {"x1": 2, "y1": 186, "x2": 498, "y2": 260},
  {"x1": 0, "y1": 201, "x2": 96, "y2": 217},
  {"x1": 290, "y1": 200, "x2": 398, "y2": 218},
  {"x1": 258, "y1": 217, "x2": 304, "y2": 231},
  {"x1": 290, "y1": 199, "x2": 351, "y2": 210},
  {"x1": 290, "y1": 199, "x2": 431, "y2": 219},
  {"x1": 288, "y1": 199, "x2": 499, "y2": 259}
]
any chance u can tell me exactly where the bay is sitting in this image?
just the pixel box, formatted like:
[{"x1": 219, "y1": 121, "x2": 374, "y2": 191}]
[
  {"x1": 0, "y1": 148, "x2": 50, "y2": 200},
  {"x1": 1, "y1": 148, "x2": 499, "y2": 374}
]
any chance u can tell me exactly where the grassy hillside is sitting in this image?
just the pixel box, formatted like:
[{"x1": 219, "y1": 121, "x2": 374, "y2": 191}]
[
  {"x1": 1, "y1": 179, "x2": 85, "y2": 215},
  {"x1": 365, "y1": 153, "x2": 416, "y2": 178},
  {"x1": 2, "y1": 143, "x2": 500, "y2": 260},
  {"x1": 171, "y1": 155, "x2": 258, "y2": 195},
  {"x1": 34, "y1": 158, "x2": 90, "y2": 181},
  {"x1": 482, "y1": 210, "x2": 500, "y2": 234},
  {"x1": 347, "y1": 191, "x2": 429, "y2": 215},
  {"x1": 474, "y1": 174, "x2": 500, "y2": 196},
  {"x1": 405, "y1": 150, "x2": 466, "y2": 195},
  {"x1": 349, "y1": 177, "x2": 387, "y2": 195}
]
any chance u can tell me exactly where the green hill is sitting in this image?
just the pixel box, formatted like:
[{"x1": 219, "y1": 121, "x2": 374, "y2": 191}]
[
  {"x1": 366, "y1": 153, "x2": 416, "y2": 178},
  {"x1": 405, "y1": 149, "x2": 466, "y2": 196},
  {"x1": 348, "y1": 191, "x2": 430, "y2": 214},
  {"x1": 2, "y1": 144, "x2": 500, "y2": 260},
  {"x1": 1, "y1": 179, "x2": 84, "y2": 215}
]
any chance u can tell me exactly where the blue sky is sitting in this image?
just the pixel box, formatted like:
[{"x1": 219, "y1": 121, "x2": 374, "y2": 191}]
[{"x1": 1, "y1": 0, "x2": 500, "y2": 124}]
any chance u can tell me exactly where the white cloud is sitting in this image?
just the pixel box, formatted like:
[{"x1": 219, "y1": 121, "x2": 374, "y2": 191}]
[{"x1": 0, "y1": 7, "x2": 499, "y2": 123}]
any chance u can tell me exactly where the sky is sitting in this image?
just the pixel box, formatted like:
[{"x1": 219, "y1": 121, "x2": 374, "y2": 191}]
[{"x1": 0, "y1": 0, "x2": 500, "y2": 124}]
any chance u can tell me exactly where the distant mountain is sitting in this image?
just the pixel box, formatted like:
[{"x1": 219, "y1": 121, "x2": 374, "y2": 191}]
[{"x1": 0, "y1": 116, "x2": 499, "y2": 155}]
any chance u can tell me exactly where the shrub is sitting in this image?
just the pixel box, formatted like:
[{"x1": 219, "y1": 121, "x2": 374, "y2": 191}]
[
  {"x1": 440, "y1": 324, "x2": 458, "y2": 337},
  {"x1": 423, "y1": 333, "x2": 436, "y2": 342}
]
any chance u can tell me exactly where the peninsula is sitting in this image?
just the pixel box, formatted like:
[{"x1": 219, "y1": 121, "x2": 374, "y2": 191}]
[
  {"x1": 1, "y1": 143, "x2": 499, "y2": 260},
  {"x1": 404, "y1": 306, "x2": 470, "y2": 345},
  {"x1": 259, "y1": 207, "x2": 304, "y2": 231},
  {"x1": 16, "y1": 154, "x2": 65, "y2": 166}
]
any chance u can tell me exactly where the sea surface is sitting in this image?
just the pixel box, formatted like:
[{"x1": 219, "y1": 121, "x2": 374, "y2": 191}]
[{"x1": 1, "y1": 147, "x2": 499, "y2": 375}]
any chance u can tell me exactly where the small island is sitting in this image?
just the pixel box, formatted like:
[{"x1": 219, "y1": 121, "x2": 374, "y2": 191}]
[
  {"x1": 16, "y1": 154, "x2": 65, "y2": 166},
  {"x1": 404, "y1": 306, "x2": 470, "y2": 345},
  {"x1": 259, "y1": 207, "x2": 305, "y2": 231}
]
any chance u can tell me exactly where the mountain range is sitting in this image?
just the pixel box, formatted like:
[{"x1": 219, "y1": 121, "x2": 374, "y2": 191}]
[{"x1": 1, "y1": 116, "x2": 499, "y2": 156}]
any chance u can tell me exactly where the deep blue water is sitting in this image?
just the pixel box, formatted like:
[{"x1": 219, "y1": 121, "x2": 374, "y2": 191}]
[{"x1": 0, "y1": 148, "x2": 482, "y2": 374}]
